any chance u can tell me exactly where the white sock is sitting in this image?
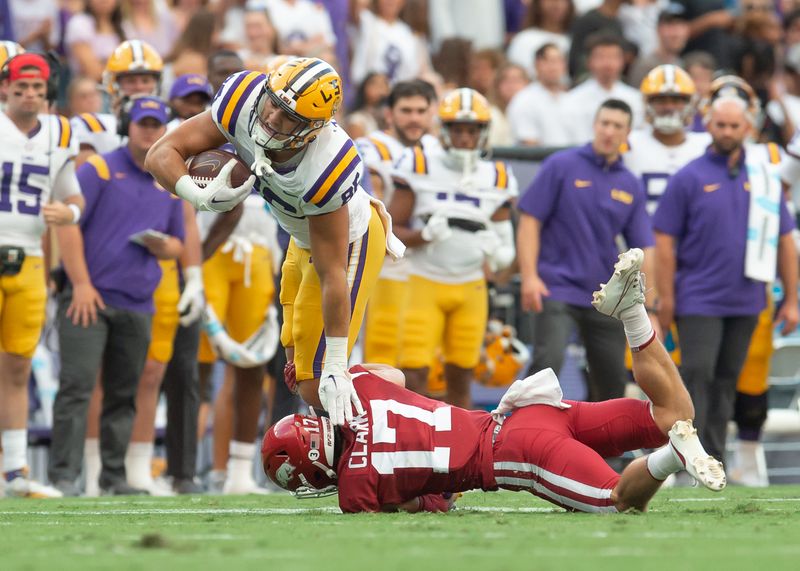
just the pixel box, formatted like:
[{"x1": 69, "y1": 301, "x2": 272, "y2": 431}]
[
  {"x1": 125, "y1": 441, "x2": 154, "y2": 487},
  {"x1": 84, "y1": 438, "x2": 101, "y2": 497},
  {"x1": 619, "y1": 303, "x2": 655, "y2": 350},
  {"x1": 646, "y1": 444, "x2": 683, "y2": 481},
  {"x1": 227, "y1": 441, "x2": 256, "y2": 487},
  {"x1": 1, "y1": 429, "x2": 27, "y2": 474}
]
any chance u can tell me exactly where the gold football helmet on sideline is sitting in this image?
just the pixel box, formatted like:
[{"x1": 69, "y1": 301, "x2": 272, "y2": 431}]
[
  {"x1": 701, "y1": 75, "x2": 761, "y2": 125},
  {"x1": 438, "y1": 87, "x2": 491, "y2": 159},
  {"x1": 0, "y1": 41, "x2": 24, "y2": 69},
  {"x1": 640, "y1": 64, "x2": 697, "y2": 134},
  {"x1": 474, "y1": 320, "x2": 531, "y2": 388},
  {"x1": 103, "y1": 40, "x2": 163, "y2": 97}
]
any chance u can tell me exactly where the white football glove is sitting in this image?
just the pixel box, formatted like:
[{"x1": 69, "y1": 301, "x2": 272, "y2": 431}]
[
  {"x1": 318, "y1": 337, "x2": 364, "y2": 426},
  {"x1": 478, "y1": 220, "x2": 515, "y2": 272},
  {"x1": 176, "y1": 159, "x2": 255, "y2": 213},
  {"x1": 177, "y1": 266, "x2": 204, "y2": 326},
  {"x1": 421, "y1": 212, "x2": 453, "y2": 242}
]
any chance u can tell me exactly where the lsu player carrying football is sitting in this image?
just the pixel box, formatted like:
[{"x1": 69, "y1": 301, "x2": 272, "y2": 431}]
[
  {"x1": 388, "y1": 88, "x2": 517, "y2": 409},
  {"x1": 624, "y1": 64, "x2": 710, "y2": 214},
  {"x1": 147, "y1": 57, "x2": 403, "y2": 426},
  {"x1": 0, "y1": 53, "x2": 83, "y2": 497},
  {"x1": 356, "y1": 79, "x2": 438, "y2": 366}
]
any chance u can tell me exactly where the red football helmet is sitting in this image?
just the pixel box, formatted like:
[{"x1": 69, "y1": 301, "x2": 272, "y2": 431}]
[{"x1": 261, "y1": 414, "x2": 338, "y2": 498}]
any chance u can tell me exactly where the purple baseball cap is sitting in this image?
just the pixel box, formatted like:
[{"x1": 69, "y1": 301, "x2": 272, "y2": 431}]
[
  {"x1": 169, "y1": 74, "x2": 214, "y2": 100},
  {"x1": 129, "y1": 96, "x2": 169, "y2": 124}
]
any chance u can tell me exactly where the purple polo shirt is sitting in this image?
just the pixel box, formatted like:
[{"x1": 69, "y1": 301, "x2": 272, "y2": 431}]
[
  {"x1": 77, "y1": 147, "x2": 185, "y2": 313},
  {"x1": 519, "y1": 143, "x2": 654, "y2": 307},
  {"x1": 653, "y1": 147, "x2": 795, "y2": 317}
]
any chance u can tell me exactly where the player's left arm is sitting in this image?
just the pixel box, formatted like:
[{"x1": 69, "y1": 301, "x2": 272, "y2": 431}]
[
  {"x1": 308, "y1": 206, "x2": 351, "y2": 339},
  {"x1": 308, "y1": 205, "x2": 365, "y2": 424},
  {"x1": 485, "y1": 203, "x2": 515, "y2": 272}
]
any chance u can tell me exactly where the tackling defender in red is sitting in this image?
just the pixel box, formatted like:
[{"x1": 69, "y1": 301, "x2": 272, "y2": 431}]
[{"x1": 262, "y1": 249, "x2": 726, "y2": 513}]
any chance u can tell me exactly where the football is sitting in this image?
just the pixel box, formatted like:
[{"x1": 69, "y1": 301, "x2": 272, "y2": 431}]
[{"x1": 186, "y1": 149, "x2": 252, "y2": 188}]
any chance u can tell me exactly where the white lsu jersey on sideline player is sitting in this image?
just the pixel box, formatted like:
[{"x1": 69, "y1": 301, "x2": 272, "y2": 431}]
[
  {"x1": 210, "y1": 70, "x2": 373, "y2": 250},
  {"x1": 623, "y1": 127, "x2": 711, "y2": 214},
  {"x1": 70, "y1": 112, "x2": 122, "y2": 154},
  {"x1": 356, "y1": 130, "x2": 439, "y2": 281},
  {"x1": 0, "y1": 112, "x2": 79, "y2": 255},
  {"x1": 392, "y1": 143, "x2": 518, "y2": 284}
]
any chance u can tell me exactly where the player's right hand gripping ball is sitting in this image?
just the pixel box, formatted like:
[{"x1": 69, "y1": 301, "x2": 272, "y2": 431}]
[{"x1": 184, "y1": 149, "x2": 255, "y2": 212}]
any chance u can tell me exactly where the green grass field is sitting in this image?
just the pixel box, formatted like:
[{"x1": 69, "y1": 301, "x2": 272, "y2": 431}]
[{"x1": 1, "y1": 487, "x2": 799, "y2": 571}]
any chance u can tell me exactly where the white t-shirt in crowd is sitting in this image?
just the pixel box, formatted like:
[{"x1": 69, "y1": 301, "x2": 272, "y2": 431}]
[
  {"x1": 264, "y1": 0, "x2": 336, "y2": 48},
  {"x1": 561, "y1": 78, "x2": 645, "y2": 144},
  {"x1": 428, "y1": 0, "x2": 504, "y2": 50},
  {"x1": 350, "y1": 10, "x2": 424, "y2": 85},
  {"x1": 506, "y1": 82, "x2": 572, "y2": 147},
  {"x1": 9, "y1": 0, "x2": 59, "y2": 52},
  {"x1": 507, "y1": 29, "x2": 570, "y2": 79}
]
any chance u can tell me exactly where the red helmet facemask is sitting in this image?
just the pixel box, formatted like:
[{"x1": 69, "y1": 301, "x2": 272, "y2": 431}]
[{"x1": 261, "y1": 414, "x2": 338, "y2": 498}]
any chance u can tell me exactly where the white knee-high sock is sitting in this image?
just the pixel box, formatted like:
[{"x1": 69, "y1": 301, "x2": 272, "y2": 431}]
[
  {"x1": 125, "y1": 442, "x2": 154, "y2": 487},
  {"x1": 226, "y1": 441, "x2": 257, "y2": 488},
  {"x1": 619, "y1": 303, "x2": 655, "y2": 350},
  {"x1": 84, "y1": 438, "x2": 101, "y2": 496},
  {"x1": 646, "y1": 445, "x2": 683, "y2": 481},
  {"x1": 1, "y1": 429, "x2": 27, "y2": 475}
]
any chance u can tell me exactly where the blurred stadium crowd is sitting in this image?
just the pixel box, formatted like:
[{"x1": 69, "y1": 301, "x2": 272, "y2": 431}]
[{"x1": 1, "y1": 0, "x2": 800, "y2": 499}]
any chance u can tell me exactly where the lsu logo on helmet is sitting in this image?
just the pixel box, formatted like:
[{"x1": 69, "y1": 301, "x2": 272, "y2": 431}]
[
  {"x1": 249, "y1": 57, "x2": 341, "y2": 153},
  {"x1": 103, "y1": 40, "x2": 163, "y2": 96}
]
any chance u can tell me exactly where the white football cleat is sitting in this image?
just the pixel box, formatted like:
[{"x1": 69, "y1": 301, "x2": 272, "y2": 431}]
[
  {"x1": 592, "y1": 248, "x2": 645, "y2": 319},
  {"x1": 5, "y1": 469, "x2": 63, "y2": 499},
  {"x1": 668, "y1": 420, "x2": 726, "y2": 492}
]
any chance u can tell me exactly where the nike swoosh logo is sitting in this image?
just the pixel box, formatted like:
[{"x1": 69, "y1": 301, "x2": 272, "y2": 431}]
[
  {"x1": 703, "y1": 183, "x2": 720, "y2": 193},
  {"x1": 350, "y1": 372, "x2": 369, "y2": 380},
  {"x1": 210, "y1": 197, "x2": 228, "y2": 204}
]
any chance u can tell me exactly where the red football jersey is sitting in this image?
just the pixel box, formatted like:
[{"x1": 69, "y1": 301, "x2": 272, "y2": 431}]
[{"x1": 336, "y1": 366, "x2": 497, "y2": 513}]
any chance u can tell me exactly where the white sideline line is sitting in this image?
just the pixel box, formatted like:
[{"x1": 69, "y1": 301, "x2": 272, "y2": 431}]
[{"x1": 2, "y1": 497, "x2": 799, "y2": 517}]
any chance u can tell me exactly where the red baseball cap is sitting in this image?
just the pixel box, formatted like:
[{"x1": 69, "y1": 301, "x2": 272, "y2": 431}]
[{"x1": 5, "y1": 53, "x2": 50, "y2": 82}]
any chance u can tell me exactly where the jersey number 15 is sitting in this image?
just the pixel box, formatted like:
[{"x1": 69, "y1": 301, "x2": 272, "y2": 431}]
[{"x1": 0, "y1": 162, "x2": 49, "y2": 216}]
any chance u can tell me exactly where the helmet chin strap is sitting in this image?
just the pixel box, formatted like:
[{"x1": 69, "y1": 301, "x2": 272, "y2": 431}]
[
  {"x1": 444, "y1": 148, "x2": 480, "y2": 188},
  {"x1": 251, "y1": 144, "x2": 275, "y2": 177}
]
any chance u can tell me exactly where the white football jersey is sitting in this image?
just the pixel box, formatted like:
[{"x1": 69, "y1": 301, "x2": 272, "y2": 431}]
[
  {"x1": 623, "y1": 128, "x2": 711, "y2": 214},
  {"x1": 355, "y1": 131, "x2": 439, "y2": 281},
  {"x1": 70, "y1": 112, "x2": 124, "y2": 154},
  {"x1": 0, "y1": 112, "x2": 79, "y2": 255},
  {"x1": 393, "y1": 145, "x2": 518, "y2": 283},
  {"x1": 211, "y1": 71, "x2": 372, "y2": 250}
]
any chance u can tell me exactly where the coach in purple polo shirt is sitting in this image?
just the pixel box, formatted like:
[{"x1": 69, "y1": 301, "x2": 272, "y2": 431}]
[
  {"x1": 50, "y1": 96, "x2": 185, "y2": 496},
  {"x1": 517, "y1": 99, "x2": 657, "y2": 402},
  {"x1": 654, "y1": 96, "x2": 798, "y2": 463}
]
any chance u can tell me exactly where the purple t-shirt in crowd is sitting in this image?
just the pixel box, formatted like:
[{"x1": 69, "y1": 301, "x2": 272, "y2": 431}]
[
  {"x1": 78, "y1": 147, "x2": 184, "y2": 313},
  {"x1": 652, "y1": 146, "x2": 795, "y2": 317},
  {"x1": 518, "y1": 143, "x2": 654, "y2": 307}
]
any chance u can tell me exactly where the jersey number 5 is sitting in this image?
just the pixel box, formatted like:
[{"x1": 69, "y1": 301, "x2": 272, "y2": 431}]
[
  {"x1": 0, "y1": 162, "x2": 49, "y2": 215},
  {"x1": 370, "y1": 400, "x2": 452, "y2": 475}
]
